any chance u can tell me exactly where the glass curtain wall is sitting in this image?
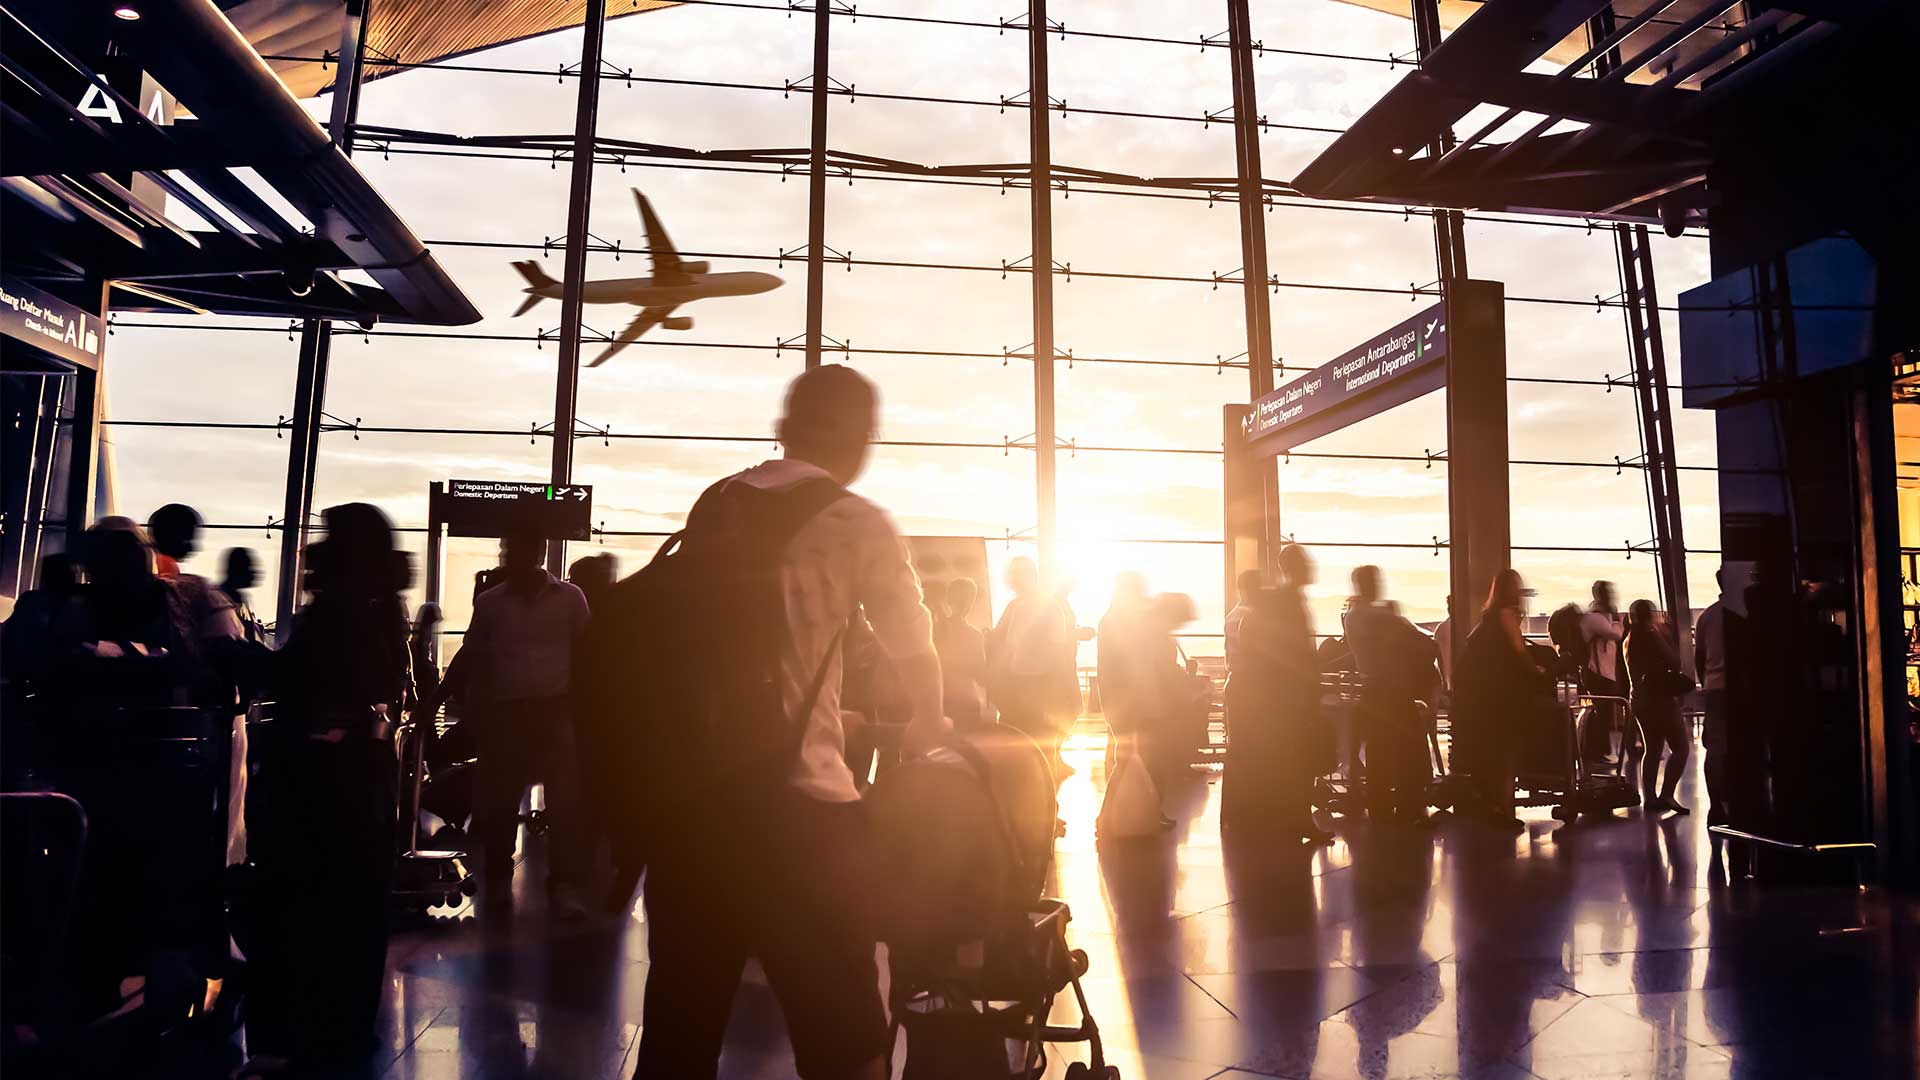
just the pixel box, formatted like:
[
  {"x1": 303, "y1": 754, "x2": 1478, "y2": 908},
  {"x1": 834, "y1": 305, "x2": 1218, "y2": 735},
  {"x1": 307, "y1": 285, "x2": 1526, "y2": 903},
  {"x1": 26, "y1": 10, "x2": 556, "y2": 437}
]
[{"x1": 101, "y1": 0, "x2": 1720, "y2": 657}]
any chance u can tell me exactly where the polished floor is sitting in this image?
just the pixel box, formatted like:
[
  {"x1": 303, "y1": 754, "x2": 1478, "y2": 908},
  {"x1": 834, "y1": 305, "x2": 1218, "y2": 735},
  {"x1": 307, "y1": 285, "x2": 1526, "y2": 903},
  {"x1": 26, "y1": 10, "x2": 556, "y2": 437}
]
[{"x1": 366, "y1": 732, "x2": 1919, "y2": 1080}]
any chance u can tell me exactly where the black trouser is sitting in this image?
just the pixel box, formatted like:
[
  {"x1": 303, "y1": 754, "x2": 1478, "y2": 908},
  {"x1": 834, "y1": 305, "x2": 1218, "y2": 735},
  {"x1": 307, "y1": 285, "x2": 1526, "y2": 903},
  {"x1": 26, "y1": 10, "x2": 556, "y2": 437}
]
[
  {"x1": 472, "y1": 697, "x2": 589, "y2": 887},
  {"x1": 1700, "y1": 688, "x2": 1728, "y2": 822},
  {"x1": 1580, "y1": 673, "x2": 1623, "y2": 766},
  {"x1": 634, "y1": 794, "x2": 887, "y2": 1079},
  {"x1": 1635, "y1": 693, "x2": 1689, "y2": 804},
  {"x1": 1359, "y1": 692, "x2": 1429, "y2": 816},
  {"x1": 245, "y1": 736, "x2": 395, "y2": 1062},
  {"x1": 1221, "y1": 687, "x2": 1318, "y2": 839}
]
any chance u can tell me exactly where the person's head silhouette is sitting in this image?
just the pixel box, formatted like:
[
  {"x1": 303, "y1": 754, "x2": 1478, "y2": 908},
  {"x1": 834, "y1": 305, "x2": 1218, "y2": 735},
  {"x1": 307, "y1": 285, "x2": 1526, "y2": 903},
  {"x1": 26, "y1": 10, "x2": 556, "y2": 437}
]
[
  {"x1": 1591, "y1": 579, "x2": 1617, "y2": 613},
  {"x1": 1352, "y1": 565, "x2": 1383, "y2": 604},
  {"x1": 945, "y1": 576, "x2": 978, "y2": 621},
  {"x1": 223, "y1": 548, "x2": 258, "y2": 592},
  {"x1": 306, "y1": 503, "x2": 407, "y2": 597},
  {"x1": 82, "y1": 517, "x2": 155, "y2": 592},
  {"x1": 148, "y1": 503, "x2": 201, "y2": 563},
  {"x1": 776, "y1": 364, "x2": 879, "y2": 486},
  {"x1": 499, "y1": 525, "x2": 545, "y2": 576},
  {"x1": 1236, "y1": 568, "x2": 1263, "y2": 604},
  {"x1": 1006, "y1": 556, "x2": 1040, "y2": 599},
  {"x1": 1278, "y1": 544, "x2": 1314, "y2": 589}
]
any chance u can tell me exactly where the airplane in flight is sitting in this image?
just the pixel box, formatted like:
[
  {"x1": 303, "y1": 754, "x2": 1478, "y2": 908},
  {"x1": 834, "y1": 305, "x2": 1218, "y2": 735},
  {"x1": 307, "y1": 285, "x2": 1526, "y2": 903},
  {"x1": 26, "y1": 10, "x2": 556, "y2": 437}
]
[{"x1": 510, "y1": 190, "x2": 783, "y2": 367}]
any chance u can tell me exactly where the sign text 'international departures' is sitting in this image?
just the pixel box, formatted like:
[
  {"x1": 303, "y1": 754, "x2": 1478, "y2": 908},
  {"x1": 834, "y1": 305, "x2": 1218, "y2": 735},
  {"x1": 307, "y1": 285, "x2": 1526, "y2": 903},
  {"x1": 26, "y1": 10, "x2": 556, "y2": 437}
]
[
  {"x1": 440, "y1": 479, "x2": 594, "y2": 541},
  {"x1": 1242, "y1": 301, "x2": 1448, "y2": 457}
]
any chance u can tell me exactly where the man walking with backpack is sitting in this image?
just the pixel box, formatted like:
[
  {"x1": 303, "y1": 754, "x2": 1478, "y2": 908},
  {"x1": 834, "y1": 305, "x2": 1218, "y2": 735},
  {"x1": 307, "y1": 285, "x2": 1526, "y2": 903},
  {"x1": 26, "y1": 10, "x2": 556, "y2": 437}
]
[{"x1": 629, "y1": 364, "x2": 946, "y2": 1080}]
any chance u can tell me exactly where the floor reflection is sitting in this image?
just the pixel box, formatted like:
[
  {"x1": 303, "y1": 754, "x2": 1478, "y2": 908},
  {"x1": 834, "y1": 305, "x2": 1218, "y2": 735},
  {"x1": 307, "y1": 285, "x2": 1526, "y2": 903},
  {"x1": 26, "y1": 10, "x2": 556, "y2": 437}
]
[{"x1": 372, "y1": 728, "x2": 1918, "y2": 1079}]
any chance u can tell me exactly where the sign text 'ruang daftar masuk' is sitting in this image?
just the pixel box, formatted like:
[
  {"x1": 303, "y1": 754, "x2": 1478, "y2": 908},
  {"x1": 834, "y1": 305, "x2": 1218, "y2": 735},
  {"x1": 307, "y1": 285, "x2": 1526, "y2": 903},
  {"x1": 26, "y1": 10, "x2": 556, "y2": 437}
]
[{"x1": 1242, "y1": 301, "x2": 1448, "y2": 457}]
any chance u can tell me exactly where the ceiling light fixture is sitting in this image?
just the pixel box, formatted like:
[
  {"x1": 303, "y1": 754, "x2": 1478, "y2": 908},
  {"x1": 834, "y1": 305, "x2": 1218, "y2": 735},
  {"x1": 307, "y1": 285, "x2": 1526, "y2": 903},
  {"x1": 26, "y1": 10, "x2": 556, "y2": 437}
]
[{"x1": 112, "y1": 5, "x2": 141, "y2": 20}]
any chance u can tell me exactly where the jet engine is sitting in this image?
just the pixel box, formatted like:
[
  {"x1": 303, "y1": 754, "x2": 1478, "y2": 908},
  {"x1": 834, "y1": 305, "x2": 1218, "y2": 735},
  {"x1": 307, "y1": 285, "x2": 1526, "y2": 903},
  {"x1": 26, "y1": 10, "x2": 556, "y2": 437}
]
[
  {"x1": 677, "y1": 261, "x2": 710, "y2": 275},
  {"x1": 662, "y1": 316, "x2": 694, "y2": 330}
]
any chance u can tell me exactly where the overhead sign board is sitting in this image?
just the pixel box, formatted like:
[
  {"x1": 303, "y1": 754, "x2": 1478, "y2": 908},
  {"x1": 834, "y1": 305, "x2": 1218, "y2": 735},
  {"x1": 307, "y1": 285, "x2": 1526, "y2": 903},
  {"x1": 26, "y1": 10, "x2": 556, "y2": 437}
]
[
  {"x1": 440, "y1": 479, "x2": 593, "y2": 540},
  {"x1": 1243, "y1": 301, "x2": 1448, "y2": 457},
  {"x1": 1, "y1": 277, "x2": 103, "y2": 370}
]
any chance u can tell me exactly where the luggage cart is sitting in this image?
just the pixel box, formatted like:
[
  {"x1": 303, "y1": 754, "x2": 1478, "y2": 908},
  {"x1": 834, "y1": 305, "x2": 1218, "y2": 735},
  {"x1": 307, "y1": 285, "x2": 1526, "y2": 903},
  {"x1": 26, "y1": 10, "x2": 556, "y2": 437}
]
[
  {"x1": 1516, "y1": 687, "x2": 1641, "y2": 821},
  {"x1": 389, "y1": 706, "x2": 473, "y2": 914},
  {"x1": 1310, "y1": 673, "x2": 1452, "y2": 818}
]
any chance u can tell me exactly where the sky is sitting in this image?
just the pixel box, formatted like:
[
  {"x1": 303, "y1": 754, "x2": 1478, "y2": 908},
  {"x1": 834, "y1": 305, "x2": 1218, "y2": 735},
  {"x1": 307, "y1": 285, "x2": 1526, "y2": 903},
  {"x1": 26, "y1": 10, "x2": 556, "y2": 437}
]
[{"x1": 101, "y1": 0, "x2": 1722, "y2": 648}]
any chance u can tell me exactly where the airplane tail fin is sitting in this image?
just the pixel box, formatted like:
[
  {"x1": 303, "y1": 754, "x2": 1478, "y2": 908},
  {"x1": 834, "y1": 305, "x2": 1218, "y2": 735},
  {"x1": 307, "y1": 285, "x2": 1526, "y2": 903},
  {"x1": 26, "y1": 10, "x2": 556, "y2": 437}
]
[{"x1": 510, "y1": 260, "x2": 554, "y2": 316}]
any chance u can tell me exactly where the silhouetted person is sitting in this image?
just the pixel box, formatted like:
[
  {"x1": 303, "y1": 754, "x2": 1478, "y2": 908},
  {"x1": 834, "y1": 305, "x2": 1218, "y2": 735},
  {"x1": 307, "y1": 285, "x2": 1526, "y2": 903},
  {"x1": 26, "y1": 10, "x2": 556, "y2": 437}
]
[
  {"x1": 634, "y1": 365, "x2": 947, "y2": 1080},
  {"x1": 1344, "y1": 566, "x2": 1437, "y2": 822},
  {"x1": 1693, "y1": 566, "x2": 1746, "y2": 827},
  {"x1": 220, "y1": 547, "x2": 269, "y2": 645},
  {"x1": 1095, "y1": 574, "x2": 1169, "y2": 835},
  {"x1": 1579, "y1": 579, "x2": 1627, "y2": 766},
  {"x1": 445, "y1": 525, "x2": 591, "y2": 915},
  {"x1": 988, "y1": 555, "x2": 1081, "y2": 782},
  {"x1": 51, "y1": 518, "x2": 189, "y2": 706},
  {"x1": 1433, "y1": 594, "x2": 1455, "y2": 697},
  {"x1": 934, "y1": 576, "x2": 987, "y2": 730},
  {"x1": 1625, "y1": 599, "x2": 1692, "y2": 815},
  {"x1": 1224, "y1": 568, "x2": 1262, "y2": 677},
  {"x1": 1453, "y1": 569, "x2": 1550, "y2": 830},
  {"x1": 39, "y1": 521, "x2": 225, "y2": 1030},
  {"x1": 1143, "y1": 592, "x2": 1205, "y2": 795},
  {"x1": 408, "y1": 602, "x2": 443, "y2": 711},
  {"x1": 1222, "y1": 545, "x2": 1334, "y2": 844},
  {"x1": 146, "y1": 503, "x2": 245, "y2": 686},
  {"x1": 1096, "y1": 571, "x2": 1152, "y2": 741},
  {"x1": 245, "y1": 503, "x2": 411, "y2": 1074},
  {"x1": 567, "y1": 551, "x2": 619, "y2": 614},
  {"x1": 1, "y1": 553, "x2": 79, "y2": 691}
]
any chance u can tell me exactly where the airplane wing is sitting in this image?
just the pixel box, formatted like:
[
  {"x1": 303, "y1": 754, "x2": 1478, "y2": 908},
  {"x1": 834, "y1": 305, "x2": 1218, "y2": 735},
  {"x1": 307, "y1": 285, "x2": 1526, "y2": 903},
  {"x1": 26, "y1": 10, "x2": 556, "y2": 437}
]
[
  {"x1": 588, "y1": 304, "x2": 677, "y2": 367},
  {"x1": 635, "y1": 190, "x2": 688, "y2": 285}
]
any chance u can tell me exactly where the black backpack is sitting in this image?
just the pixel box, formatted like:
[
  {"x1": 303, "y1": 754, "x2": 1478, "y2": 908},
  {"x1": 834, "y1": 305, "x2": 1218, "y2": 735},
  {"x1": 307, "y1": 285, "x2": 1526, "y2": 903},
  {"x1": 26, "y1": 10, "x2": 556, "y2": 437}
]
[{"x1": 574, "y1": 474, "x2": 848, "y2": 836}]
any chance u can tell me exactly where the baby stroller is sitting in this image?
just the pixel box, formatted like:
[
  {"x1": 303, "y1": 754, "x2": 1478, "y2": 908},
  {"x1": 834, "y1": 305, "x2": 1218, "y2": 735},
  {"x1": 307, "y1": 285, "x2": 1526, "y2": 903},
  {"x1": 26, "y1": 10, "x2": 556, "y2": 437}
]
[{"x1": 868, "y1": 728, "x2": 1118, "y2": 1079}]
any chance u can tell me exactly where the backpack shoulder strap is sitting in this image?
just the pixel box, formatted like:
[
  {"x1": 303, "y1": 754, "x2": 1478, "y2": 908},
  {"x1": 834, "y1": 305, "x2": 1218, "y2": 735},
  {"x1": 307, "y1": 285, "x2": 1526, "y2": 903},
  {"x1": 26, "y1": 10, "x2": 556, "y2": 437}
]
[{"x1": 760, "y1": 475, "x2": 851, "y2": 547}]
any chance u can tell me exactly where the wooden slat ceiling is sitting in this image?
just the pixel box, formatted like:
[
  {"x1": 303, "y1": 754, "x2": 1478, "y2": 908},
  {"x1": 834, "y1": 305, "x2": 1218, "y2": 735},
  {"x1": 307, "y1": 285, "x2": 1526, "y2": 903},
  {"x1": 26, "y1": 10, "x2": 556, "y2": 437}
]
[
  {"x1": 1333, "y1": 0, "x2": 1758, "y2": 89},
  {"x1": 217, "y1": 0, "x2": 681, "y2": 99}
]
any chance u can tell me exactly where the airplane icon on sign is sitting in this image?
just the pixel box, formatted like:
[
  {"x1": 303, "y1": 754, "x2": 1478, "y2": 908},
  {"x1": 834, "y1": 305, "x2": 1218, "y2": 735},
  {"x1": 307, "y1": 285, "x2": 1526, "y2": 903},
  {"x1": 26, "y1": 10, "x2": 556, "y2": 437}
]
[
  {"x1": 550, "y1": 485, "x2": 589, "y2": 501},
  {"x1": 1424, "y1": 318, "x2": 1444, "y2": 342}
]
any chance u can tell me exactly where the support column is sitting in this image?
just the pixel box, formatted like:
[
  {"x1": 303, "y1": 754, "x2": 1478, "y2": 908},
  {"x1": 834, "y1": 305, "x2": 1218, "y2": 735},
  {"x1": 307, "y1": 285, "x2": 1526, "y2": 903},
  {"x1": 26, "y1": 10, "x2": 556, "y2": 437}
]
[
  {"x1": 804, "y1": 0, "x2": 831, "y2": 369},
  {"x1": 1413, "y1": 0, "x2": 1469, "y2": 284},
  {"x1": 1027, "y1": 0, "x2": 1058, "y2": 579},
  {"x1": 275, "y1": 322, "x2": 329, "y2": 639},
  {"x1": 1414, "y1": 0, "x2": 1477, "y2": 649},
  {"x1": 275, "y1": 0, "x2": 371, "y2": 637},
  {"x1": 62, "y1": 362, "x2": 101, "y2": 551},
  {"x1": 548, "y1": 0, "x2": 608, "y2": 574},
  {"x1": 1850, "y1": 370, "x2": 1914, "y2": 883},
  {"x1": 1226, "y1": 0, "x2": 1280, "y2": 570},
  {"x1": 1223, "y1": 405, "x2": 1265, "y2": 613},
  {"x1": 424, "y1": 481, "x2": 445, "y2": 665},
  {"x1": 1444, "y1": 280, "x2": 1509, "y2": 636},
  {"x1": 1617, "y1": 223, "x2": 1693, "y2": 672}
]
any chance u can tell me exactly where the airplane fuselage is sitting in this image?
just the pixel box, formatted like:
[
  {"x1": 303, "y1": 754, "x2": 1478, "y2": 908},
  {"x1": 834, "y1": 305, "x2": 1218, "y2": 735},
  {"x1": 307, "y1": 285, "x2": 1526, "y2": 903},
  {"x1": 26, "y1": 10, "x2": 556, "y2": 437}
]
[{"x1": 532, "y1": 271, "x2": 782, "y2": 306}]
